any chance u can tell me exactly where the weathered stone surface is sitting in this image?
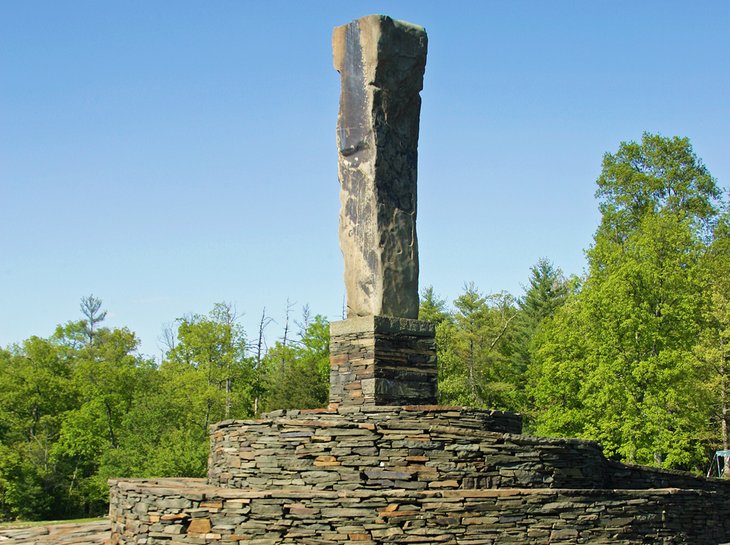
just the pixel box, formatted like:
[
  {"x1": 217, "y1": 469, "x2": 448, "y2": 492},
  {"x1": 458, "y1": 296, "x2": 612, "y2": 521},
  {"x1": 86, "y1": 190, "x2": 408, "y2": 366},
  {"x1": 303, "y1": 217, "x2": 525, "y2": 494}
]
[
  {"x1": 330, "y1": 315, "x2": 434, "y2": 337},
  {"x1": 329, "y1": 316, "x2": 437, "y2": 406},
  {"x1": 333, "y1": 15, "x2": 427, "y2": 319},
  {"x1": 0, "y1": 520, "x2": 110, "y2": 544},
  {"x1": 107, "y1": 15, "x2": 730, "y2": 545},
  {"x1": 109, "y1": 478, "x2": 730, "y2": 545},
  {"x1": 208, "y1": 406, "x2": 522, "y2": 491}
]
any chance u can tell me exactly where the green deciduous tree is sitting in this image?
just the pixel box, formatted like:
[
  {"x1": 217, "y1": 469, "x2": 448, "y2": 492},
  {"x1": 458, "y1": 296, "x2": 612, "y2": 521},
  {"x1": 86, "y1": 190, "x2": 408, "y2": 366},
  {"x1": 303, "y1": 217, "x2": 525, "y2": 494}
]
[
  {"x1": 0, "y1": 296, "x2": 157, "y2": 520},
  {"x1": 0, "y1": 339, "x2": 75, "y2": 519},
  {"x1": 150, "y1": 303, "x2": 255, "y2": 476},
  {"x1": 696, "y1": 208, "x2": 730, "y2": 467},
  {"x1": 0, "y1": 296, "x2": 337, "y2": 521},
  {"x1": 164, "y1": 303, "x2": 254, "y2": 424},
  {"x1": 261, "y1": 310, "x2": 329, "y2": 412},
  {"x1": 529, "y1": 133, "x2": 725, "y2": 470},
  {"x1": 52, "y1": 303, "x2": 156, "y2": 516}
]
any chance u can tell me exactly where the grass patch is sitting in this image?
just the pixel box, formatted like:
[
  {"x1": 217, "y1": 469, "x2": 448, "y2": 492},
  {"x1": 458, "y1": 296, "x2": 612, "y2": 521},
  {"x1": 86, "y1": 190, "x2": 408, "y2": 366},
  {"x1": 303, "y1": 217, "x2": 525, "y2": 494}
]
[{"x1": 0, "y1": 517, "x2": 106, "y2": 530}]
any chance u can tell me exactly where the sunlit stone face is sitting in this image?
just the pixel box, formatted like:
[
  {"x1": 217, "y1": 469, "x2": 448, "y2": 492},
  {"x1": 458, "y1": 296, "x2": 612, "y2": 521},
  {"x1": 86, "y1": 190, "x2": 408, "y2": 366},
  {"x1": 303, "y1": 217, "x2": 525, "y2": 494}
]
[{"x1": 333, "y1": 15, "x2": 427, "y2": 319}]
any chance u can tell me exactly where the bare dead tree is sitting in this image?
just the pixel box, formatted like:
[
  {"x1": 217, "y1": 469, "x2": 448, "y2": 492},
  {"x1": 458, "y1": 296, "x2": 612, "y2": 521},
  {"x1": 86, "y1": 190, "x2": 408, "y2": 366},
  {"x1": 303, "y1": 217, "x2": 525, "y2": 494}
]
[
  {"x1": 158, "y1": 322, "x2": 177, "y2": 357},
  {"x1": 254, "y1": 307, "x2": 272, "y2": 415},
  {"x1": 280, "y1": 299, "x2": 296, "y2": 376},
  {"x1": 256, "y1": 308, "x2": 271, "y2": 369},
  {"x1": 296, "y1": 304, "x2": 312, "y2": 341},
  {"x1": 281, "y1": 298, "x2": 296, "y2": 348},
  {"x1": 213, "y1": 302, "x2": 238, "y2": 419}
]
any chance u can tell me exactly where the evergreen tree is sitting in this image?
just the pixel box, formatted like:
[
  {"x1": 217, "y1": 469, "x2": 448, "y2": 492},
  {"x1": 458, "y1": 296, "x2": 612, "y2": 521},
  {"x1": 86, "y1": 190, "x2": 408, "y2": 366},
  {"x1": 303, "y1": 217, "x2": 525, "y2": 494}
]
[
  {"x1": 437, "y1": 284, "x2": 520, "y2": 410},
  {"x1": 511, "y1": 259, "x2": 570, "y2": 421},
  {"x1": 520, "y1": 259, "x2": 570, "y2": 326}
]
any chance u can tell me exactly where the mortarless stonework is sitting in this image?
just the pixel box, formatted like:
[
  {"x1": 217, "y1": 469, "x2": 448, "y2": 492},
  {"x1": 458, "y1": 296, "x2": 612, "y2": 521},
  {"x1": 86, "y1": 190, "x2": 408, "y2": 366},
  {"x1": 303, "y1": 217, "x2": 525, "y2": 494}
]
[
  {"x1": 331, "y1": 17, "x2": 436, "y2": 407},
  {"x1": 329, "y1": 316, "x2": 438, "y2": 406},
  {"x1": 110, "y1": 406, "x2": 730, "y2": 544},
  {"x1": 334, "y1": 15, "x2": 426, "y2": 319},
  {"x1": 108, "y1": 15, "x2": 730, "y2": 545},
  {"x1": 110, "y1": 478, "x2": 730, "y2": 545}
]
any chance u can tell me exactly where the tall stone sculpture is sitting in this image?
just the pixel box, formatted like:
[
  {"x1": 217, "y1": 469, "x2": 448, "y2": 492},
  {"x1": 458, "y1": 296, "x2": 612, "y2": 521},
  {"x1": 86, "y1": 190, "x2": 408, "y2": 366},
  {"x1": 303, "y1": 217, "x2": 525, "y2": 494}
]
[
  {"x1": 329, "y1": 15, "x2": 437, "y2": 407},
  {"x1": 107, "y1": 18, "x2": 730, "y2": 545},
  {"x1": 334, "y1": 14, "x2": 426, "y2": 319}
]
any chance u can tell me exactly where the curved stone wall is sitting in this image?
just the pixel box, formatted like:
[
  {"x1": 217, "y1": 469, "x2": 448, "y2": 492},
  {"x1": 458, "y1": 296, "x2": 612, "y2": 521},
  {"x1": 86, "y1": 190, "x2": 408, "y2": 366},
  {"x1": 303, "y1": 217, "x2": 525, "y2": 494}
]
[
  {"x1": 110, "y1": 405, "x2": 730, "y2": 544},
  {"x1": 109, "y1": 478, "x2": 730, "y2": 545},
  {"x1": 208, "y1": 406, "x2": 730, "y2": 495},
  {"x1": 208, "y1": 406, "x2": 591, "y2": 490}
]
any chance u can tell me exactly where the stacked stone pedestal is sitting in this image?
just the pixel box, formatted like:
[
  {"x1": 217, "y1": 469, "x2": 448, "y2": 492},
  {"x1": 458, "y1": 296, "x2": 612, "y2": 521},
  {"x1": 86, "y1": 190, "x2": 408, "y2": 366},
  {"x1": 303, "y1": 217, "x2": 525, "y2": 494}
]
[
  {"x1": 329, "y1": 316, "x2": 438, "y2": 407},
  {"x1": 107, "y1": 13, "x2": 730, "y2": 543},
  {"x1": 110, "y1": 403, "x2": 730, "y2": 544}
]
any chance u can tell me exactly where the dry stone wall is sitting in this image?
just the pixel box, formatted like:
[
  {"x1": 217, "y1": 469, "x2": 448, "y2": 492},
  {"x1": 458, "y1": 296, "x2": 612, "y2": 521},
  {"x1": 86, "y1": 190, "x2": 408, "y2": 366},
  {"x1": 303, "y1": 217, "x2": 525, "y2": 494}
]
[
  {"x1": 208, "y1": 407, "x2": 730, "y2": 495},
  {"x1": 329, "y1": 316, "x2": 438, "y2": 406},
  {"x1": 207, "y1": 406, "x2": 605, "y2": 491},
  {"x1": 111, "y1": 406, "x2": 730, "y2": 544},
  {"x1": 109, "y1": 478, "x2": 730, "y2": 545}
]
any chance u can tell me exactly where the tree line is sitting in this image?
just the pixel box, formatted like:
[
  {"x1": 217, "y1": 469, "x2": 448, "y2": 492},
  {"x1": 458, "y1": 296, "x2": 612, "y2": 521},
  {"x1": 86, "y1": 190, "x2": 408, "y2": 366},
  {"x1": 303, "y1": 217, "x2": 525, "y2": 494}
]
[
  {"x1": 0, "y1": 299, "x2": 330, "y2": 520},
  {"x1": 0, "y1": 133, "x2": 727, "y2": 521}
]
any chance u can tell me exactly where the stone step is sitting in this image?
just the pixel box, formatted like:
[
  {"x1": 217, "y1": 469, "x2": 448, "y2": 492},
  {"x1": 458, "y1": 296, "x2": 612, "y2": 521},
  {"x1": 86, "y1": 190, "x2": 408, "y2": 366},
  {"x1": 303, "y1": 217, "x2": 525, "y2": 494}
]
[
  {"x1": 0, "y1": 520, "x2": 110, "y2": 545},
  {"x1": 209, "y1": 406, "x2": 729, "y2": 497},
  {"x1": 109, "y1": 478, "x2": 730, "y2": 544}
]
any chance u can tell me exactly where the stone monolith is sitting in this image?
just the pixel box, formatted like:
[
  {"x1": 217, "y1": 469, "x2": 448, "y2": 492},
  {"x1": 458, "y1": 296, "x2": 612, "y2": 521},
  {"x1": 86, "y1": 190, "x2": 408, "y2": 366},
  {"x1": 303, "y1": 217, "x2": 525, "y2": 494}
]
[
  {"x1": 333, "y1": 14, "x2": 427, "y2": 319},
  {"x1": 330, "y1": 15, "x2": 436, "y2": 407}
]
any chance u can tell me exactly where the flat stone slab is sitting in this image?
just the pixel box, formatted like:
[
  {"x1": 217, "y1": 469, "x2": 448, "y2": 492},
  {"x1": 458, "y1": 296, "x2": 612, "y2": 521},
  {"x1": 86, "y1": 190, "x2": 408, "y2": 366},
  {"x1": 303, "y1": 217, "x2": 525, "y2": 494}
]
[
  {"x1": 330, "y1": 315, "x2": 435, "y2": 337},
  {"x1": 110, "y1": 478, "x2": 730, "y2": 544},
  {"x1": 0, "y1": 520, "x2": 110, "y2": 545},
  {"x1": 112, "y1": 477, "x2": 704, "y2": 499}
]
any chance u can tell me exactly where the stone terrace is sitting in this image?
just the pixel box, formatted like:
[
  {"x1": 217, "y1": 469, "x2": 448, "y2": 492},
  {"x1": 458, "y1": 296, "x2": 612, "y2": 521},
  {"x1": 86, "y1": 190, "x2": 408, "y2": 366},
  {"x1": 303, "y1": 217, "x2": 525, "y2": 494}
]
[
  {"x1": 110, "y1": 477, "x2": 730, "y2": 544},
  {"x1": 109, "y1": 405, "x2": 730, "y2": 544},
  {"x1": 207, "y1": 406, "x2": 729, "y2": 494}
]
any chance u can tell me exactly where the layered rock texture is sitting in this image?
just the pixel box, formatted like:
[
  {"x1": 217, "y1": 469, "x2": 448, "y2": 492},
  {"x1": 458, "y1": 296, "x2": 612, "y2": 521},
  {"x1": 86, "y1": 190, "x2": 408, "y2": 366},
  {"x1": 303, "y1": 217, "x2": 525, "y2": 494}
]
[
  {"x1": 334, "y1": 15, "x2": 426, "y2": 320},
  {"x1": 107, "y1": 14, "x2": 730, "y2": 545},
  {"x1": 329, "y1": 316, "x2": 438, "y2": 407},
  {"x1": 110, "y1": 406, "x2": 730, "y2": 544},
  {"x1": 0, "y1": 520, "x2": 110, "y2": 544}
]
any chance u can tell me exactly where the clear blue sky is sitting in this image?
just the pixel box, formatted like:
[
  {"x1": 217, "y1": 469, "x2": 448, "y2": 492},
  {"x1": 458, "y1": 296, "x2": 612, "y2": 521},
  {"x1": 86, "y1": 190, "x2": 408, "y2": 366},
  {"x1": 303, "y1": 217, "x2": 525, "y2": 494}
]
[{"x1": 2, "y1": 1, "x2": 728, "y2": 358}]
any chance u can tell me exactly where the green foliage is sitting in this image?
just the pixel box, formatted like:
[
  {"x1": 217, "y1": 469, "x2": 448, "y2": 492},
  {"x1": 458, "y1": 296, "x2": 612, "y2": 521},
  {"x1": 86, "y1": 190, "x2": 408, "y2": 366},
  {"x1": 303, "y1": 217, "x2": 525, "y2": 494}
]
[
  {"x1": 421, "y1": 264, "x2": 571, "y2": 420},
  {"x1": 695, "y1": 206, "x2": 730, "y2": 454},
  {"x1": 511, "y1": 259, "x2": 570, "y2": 425},
  {"x1": 0, "y1": 337, "x2": 76, "y2": 520},
  {"x1": 261, "y1": 314, "x2": 330, "y2": 412},
  {"x1": 0, "y1": 444, "x2": 51, "y2": 520},
  {"x1": 520, "y1": 259, "x2": 570, "y2": 327},
  {"x1": 164, "y1": 303, "x2": 255, "y2": 426},
  {"x1": 595, "y1": 133, "x2": 720, "y2": 241},
  {"x1": 0, "y1": 296, "x2": 334, "y2": 521},
  {"x1": 529, "y1": 133, "x2": 725, "y2": 470},
  {"x1": 421, "y1": 285, "x2": 522, "y2": 411}
]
